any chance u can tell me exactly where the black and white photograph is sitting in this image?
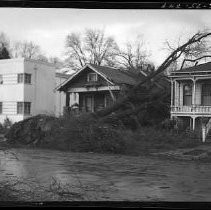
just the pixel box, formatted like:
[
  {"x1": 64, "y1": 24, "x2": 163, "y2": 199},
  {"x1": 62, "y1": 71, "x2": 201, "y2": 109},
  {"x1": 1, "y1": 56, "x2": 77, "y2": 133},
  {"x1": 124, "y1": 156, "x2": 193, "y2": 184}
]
[{"x1": 0, "y1": 2, "x2": 211, "y2": 207}]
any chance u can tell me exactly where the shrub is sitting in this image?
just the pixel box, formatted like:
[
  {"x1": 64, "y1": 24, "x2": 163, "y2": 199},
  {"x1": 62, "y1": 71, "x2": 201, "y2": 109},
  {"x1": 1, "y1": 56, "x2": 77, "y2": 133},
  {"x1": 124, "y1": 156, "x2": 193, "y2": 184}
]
[
  {"x1": 3, "y1": 117, "x2": 13, "y2": 129},
  {"x1": 6, "y1": 114, "x2": 203, "y2": 155},
  {"x1": 0, "y1": 117, "x2": 13, "y2": 134}
]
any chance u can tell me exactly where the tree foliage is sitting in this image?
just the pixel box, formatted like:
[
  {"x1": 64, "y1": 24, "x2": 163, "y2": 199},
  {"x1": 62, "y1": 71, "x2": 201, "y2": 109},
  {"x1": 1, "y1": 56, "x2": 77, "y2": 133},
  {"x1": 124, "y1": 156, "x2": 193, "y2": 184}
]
[{"x1": 0, "y1": 32, "x2": 10, "y2": 59}]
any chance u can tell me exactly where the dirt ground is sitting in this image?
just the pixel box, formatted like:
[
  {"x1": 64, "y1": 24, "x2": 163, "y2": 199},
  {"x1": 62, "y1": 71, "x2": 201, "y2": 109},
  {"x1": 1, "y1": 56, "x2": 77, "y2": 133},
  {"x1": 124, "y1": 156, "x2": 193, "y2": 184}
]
[{"x1": 0, "y1": 148, "x2": 211, "y2": 201}]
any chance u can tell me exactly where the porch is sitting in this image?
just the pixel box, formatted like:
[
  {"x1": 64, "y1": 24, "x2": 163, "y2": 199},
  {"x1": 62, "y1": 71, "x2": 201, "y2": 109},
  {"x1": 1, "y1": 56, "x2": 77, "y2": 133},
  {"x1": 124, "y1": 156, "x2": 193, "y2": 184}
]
[
  {"x1": 170, "y1": 77, "x2": 211, "y2": 117},
  {"x1": 64, "y1": 89, "x2": 119, "y2": 115}
]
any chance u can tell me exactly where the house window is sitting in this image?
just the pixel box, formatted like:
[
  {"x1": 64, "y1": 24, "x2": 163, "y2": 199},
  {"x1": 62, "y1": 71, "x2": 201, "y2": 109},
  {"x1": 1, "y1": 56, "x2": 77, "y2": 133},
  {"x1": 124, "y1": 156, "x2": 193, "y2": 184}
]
[
  {"x1": 0, "y1": 102, "x2": 2, "y2": 114},
  {"x1": 87, "y1": 73, "x2": 98, "y2": 82},
  {"x1": 183, "y1": 84, "x2": 192, "y2": 106},
  {"x1": 17, "y1": 102, "x2": 31, "y2": 114},
  {"x1": 0, "y1": 75, "x2": 3, "y2": 84},
  {"x1": 202, "y1": 84, "x2": 211, "y2": 105},
  {"x1": 17, "y1": 73, "x2": 31, "y2": 84}
]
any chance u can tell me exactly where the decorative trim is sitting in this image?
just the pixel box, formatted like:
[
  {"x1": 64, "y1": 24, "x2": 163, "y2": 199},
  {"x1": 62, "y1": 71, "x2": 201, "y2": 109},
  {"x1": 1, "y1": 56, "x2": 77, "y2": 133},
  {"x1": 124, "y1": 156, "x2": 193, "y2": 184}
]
[{"x1": 67, "y1": 86, "x2": 120, "y2": 93}]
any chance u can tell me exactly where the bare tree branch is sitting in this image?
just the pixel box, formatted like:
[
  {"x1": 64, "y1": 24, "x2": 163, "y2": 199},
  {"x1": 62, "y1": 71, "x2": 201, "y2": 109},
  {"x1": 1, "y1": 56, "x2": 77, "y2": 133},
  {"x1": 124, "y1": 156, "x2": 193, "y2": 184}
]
[{"x1": 180, "y1": 55, "x2": 211, "y2": 70}]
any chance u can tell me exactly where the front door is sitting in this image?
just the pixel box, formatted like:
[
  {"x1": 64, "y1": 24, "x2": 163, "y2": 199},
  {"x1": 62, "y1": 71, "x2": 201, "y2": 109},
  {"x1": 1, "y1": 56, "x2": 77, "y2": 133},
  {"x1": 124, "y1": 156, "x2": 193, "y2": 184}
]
[{"x1": 85, "y1": 95, "x2": 93, "y2": 112}]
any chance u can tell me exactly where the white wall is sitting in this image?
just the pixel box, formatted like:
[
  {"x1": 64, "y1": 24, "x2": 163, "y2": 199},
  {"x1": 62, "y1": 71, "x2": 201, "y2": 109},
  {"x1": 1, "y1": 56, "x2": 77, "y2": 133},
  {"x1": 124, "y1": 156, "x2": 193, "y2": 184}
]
[
  {"x1": 24, "y1": 59, "x2": 56, "y2": 116},
  {"x1": 0, "y1": 58, "x2": 75, "y2": 124},
  {"x1": 0, "y1": 58, "x2": 57, "y2": 124},
  {"x1": 0, "y1": 59, "x2": 25, "y2": 123}
]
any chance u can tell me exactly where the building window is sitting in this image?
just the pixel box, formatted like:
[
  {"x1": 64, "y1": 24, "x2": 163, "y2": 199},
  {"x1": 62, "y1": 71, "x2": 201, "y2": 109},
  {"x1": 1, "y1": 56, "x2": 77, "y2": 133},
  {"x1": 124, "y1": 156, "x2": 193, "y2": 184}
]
[
  {"x1": 17, "y1": 102, "x2": 31, "y2": 114},
  {"x1": 0, "y1": 75, "x2": 3, "y2": 84},
  {"x1": 25, "y1": 74, "x2": 31, "y2": 84},
  {"x1": 202, "y1": 84, "x2": 211, "y2": 105},
  {"x1": 183, "y1": 84, "x2": 192, "y2": 106},
  {"x1": 17, "y1": 74, "x2": 24, "y2": 83},
  {"x1": 24, "y1": 102, "x2": 31, "y2": 114},
  {"x1": 17, "y1": 73, "x2": 31, "y2": 84},
  {"x1": 0, "y1": 102, "x2": 2, "y2": 114},
  {"x1": 87, "y1": 73, "x2": 98, "y2": 82}
]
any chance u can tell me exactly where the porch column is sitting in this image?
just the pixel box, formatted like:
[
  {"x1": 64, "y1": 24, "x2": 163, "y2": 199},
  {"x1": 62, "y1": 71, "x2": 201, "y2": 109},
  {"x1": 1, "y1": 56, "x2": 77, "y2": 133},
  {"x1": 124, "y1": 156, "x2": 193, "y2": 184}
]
[
  {"x1": 192, "y1": 79, "x2": 196, "y2": 106},
  {"x1": 192, "y1": 116, "x2": 196, "y2": 131},
  {"x1": 170, "y1": 79, "x2": 174, "y2": 107}
]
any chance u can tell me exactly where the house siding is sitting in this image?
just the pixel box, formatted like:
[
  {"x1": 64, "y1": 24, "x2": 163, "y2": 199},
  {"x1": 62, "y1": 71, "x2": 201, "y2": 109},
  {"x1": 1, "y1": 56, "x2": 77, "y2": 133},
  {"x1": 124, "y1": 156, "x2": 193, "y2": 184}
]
[{"x1": 67, "y1": 67, "x2": 108, "y2": 88}]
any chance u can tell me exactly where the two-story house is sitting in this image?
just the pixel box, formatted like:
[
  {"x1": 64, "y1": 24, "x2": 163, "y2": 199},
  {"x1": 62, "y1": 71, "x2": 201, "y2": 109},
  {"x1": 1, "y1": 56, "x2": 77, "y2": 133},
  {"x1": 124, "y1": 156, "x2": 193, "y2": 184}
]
[
  {"x1": 170, "y1": 62, "x2": 211, "y2": 133},
  {"x1": 0, "y1": 58, "x2": 69, "y2": 123}
]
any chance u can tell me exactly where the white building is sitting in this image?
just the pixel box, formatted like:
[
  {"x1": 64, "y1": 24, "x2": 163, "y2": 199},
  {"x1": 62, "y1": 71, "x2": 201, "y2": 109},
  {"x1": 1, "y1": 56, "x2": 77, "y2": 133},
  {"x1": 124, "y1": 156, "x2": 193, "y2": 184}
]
[
  {"x1": 55, "y1": 72, "x2": 69, "y2": 117},
  {"x1": 0, "y1": 58, "x2": 70, "y2": 123}
]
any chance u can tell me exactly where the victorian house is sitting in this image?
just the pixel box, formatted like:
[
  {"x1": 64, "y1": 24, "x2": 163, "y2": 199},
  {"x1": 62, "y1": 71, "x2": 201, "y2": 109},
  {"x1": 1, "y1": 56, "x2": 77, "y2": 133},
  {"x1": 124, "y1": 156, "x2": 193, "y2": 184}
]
[{"x1": 170, "y1": 62, "x2": 211, "y2": 136}]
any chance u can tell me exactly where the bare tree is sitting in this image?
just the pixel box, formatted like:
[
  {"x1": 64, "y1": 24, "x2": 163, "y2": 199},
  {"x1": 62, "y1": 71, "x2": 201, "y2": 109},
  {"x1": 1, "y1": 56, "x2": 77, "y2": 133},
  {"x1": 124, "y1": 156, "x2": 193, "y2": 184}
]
[
  {"x1": 164, "y1": 30, "x2": 211, "y2": 71},
  {"x1": 116, "y1": 37, "x2": 152, "y2": 75},
  {"x1": 12, "y1": 41, "x2": 42, "y2": 59},
  {"x1": 95, "y1": 30, "x2": 211, "y2": 118},
  {"x1": 65, "y1": 29, "x2": 119, "y2": 70}
]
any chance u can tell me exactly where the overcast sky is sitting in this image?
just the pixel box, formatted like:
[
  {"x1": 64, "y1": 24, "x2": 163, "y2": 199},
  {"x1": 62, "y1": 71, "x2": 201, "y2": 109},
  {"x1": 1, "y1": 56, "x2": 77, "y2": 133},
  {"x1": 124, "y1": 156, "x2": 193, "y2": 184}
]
[{"x1": 0, "y1": 8, "x2": 210, "y2": 66}]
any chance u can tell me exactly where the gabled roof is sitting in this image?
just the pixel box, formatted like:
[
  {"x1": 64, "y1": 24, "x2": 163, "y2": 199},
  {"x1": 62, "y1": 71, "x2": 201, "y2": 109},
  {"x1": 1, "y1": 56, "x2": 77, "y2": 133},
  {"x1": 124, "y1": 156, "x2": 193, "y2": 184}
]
[
  {"x1": 171, "y1": 62, "x2": 211, "y2": 75},
  {"x1": 88, "y1": 64, "x2": 143, "y2": 85},
  {"x1": 57, "y1": 64, "x2": 144, "y2": 91}
]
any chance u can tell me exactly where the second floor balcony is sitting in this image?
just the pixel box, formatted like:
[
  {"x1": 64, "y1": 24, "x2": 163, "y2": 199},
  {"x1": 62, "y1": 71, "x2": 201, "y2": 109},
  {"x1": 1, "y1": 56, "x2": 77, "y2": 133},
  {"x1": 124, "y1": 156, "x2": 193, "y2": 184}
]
[{"x1": 171, "y1": 105, "x2": 211, "y2": 116}]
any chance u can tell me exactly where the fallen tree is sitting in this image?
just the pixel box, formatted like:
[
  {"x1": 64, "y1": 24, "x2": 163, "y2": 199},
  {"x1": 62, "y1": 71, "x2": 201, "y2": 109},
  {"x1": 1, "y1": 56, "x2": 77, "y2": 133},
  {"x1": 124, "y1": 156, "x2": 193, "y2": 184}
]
[
  {"x1": 4, "y1": 30, "x2": 211, "y2": 153},
  {"x1": 94, "y1": 30, "x2": 211, "y2": 119}
]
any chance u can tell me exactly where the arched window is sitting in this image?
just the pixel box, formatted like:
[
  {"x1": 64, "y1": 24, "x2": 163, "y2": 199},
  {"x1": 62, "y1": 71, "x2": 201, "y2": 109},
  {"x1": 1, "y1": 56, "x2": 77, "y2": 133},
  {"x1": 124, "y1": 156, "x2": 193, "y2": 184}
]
[{"x1": 183, "y1": 84, "x2": 192, "y2": 106}]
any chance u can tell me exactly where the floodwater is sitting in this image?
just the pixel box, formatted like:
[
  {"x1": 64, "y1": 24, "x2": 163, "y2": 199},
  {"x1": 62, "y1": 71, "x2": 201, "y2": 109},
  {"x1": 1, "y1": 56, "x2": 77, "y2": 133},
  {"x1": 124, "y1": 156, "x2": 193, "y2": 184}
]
[{"x1": 0, "y1": 148, "x2": 211, "y2": 201}]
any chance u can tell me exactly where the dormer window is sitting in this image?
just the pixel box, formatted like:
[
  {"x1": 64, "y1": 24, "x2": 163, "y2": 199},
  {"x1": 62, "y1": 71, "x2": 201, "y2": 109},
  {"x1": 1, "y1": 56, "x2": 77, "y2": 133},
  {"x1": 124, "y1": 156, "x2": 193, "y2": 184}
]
[{"x1": 87, "y1": 73, "x2": 98, "y2": 82}]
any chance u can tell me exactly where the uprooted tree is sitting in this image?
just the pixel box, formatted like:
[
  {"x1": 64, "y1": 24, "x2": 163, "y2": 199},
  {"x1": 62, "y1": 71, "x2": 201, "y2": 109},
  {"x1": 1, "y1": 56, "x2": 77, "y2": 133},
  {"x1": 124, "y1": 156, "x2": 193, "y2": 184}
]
[{"x1": 93, "y1": 30, "x2": 211, "y2": 126}]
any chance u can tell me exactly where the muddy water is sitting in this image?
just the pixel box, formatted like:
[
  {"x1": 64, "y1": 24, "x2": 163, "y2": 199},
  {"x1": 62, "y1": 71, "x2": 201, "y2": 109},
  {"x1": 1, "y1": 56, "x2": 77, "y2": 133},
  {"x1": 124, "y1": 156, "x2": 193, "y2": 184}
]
[{"x1": 0, "y1": 148, "x2": 211, "y2": 201}]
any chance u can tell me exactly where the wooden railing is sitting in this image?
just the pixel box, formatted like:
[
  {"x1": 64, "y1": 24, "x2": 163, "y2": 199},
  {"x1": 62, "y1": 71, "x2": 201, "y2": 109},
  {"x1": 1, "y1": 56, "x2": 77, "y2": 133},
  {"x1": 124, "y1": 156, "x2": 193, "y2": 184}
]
[{"x1": 171, "y1": 105, "x2": 211, "y2": 114}]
